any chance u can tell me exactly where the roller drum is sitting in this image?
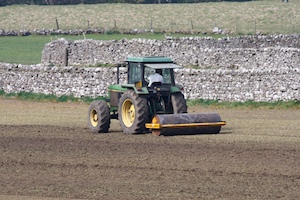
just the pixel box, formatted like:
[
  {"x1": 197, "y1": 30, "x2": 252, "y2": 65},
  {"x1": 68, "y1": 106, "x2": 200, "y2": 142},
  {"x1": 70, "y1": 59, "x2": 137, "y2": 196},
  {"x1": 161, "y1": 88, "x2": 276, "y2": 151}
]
[{"x1": 151, "y1": 113, "x2": 223, "y2": 136}]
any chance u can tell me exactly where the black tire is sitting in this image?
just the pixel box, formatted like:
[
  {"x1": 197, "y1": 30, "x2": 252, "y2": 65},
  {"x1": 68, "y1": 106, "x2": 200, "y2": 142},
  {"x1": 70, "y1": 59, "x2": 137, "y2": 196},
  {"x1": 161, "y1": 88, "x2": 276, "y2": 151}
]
[
  {"x1": 171, "y1": 92, "x2": 188, "y2": 113},
  {"x1": 88, "y1": 100, "x2": 110, "y2": 133},
  {"x1": 118, "y1": 90, "x2": 149, "y2": 134}
]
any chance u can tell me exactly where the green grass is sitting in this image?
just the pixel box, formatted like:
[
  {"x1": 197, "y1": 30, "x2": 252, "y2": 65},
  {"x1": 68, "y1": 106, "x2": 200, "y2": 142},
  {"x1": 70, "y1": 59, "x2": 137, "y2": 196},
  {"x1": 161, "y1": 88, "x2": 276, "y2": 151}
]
[
  {"x1": 0, "y1": 90, "x2": 105, "y2": 103},
  {"x1": 0, "y1": 36, "x2": 45, "y2": 64},
  {"x1": 187, "y1": 98, "x2": 300, "y2": 109},
  {"x1": 0, "y1": 33, "x2": 157, "y2": 64},
  {"x1": 1, "y1": 90, "x2": 299, "y2": 109}
]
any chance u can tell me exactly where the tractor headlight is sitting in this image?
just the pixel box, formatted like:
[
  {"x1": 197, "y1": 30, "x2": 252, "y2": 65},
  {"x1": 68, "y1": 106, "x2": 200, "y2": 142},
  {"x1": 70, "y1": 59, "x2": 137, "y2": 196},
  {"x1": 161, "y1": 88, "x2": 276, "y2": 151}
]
[{"x1": 135, "y1": 81, "x2": 142, "y2": 91}]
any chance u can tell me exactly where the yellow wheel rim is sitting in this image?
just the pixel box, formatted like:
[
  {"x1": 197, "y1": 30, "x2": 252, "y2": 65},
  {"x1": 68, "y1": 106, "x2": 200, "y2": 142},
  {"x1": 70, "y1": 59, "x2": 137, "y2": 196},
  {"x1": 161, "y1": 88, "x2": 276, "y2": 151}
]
[
  {"x1": 122, "y1": 99, "x2": 135, "y2": 127},
  {"x1": 90, "y1": 109, "x2": 98, "y2": 127}
]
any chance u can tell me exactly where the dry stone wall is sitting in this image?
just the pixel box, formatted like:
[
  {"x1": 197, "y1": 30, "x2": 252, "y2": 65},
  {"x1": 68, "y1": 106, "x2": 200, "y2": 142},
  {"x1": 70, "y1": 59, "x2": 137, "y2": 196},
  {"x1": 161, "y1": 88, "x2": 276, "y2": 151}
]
[
  {"x1": 0, "y1": 63, "x2": 299, "y2": 102},
  {"x1": 0, "y1": 35, "x2": 299, "y2": 102},
  {"x1": 41, "y1": 34, "x2": 300, "y2": 68}
]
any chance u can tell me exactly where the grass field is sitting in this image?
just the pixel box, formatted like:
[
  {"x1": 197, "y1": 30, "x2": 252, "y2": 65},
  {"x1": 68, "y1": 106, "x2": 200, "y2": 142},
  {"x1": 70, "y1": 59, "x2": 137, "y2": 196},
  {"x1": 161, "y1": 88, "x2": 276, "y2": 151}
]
[
  {"x1": 0, "y1": 1, "x2": 299, "y2": 34},
  {"x1": 0, "y1": 31, "x2": 228, "y2": 64},
  {"x1": 0, "y1": 33, "x2": 172, "y2": 64}
]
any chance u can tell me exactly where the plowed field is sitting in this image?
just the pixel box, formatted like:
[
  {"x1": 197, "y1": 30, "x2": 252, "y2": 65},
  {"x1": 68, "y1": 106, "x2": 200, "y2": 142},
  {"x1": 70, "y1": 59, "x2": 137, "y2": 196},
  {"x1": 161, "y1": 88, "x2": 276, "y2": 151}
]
[{"x1": 0, "y1": 98, "x2": 300, "y2": 200}]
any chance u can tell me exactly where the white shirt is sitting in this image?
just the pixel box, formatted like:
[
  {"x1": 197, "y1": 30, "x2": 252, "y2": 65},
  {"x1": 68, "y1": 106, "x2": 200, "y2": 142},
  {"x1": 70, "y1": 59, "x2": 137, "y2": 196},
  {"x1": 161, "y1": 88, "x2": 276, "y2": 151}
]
[{"x1": 148, "y1": 73, "x2": 164, "y2": 86}]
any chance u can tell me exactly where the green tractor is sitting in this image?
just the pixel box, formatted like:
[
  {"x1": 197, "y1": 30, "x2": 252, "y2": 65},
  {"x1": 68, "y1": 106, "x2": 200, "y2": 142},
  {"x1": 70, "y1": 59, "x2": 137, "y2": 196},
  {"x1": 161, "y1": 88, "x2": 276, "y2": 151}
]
[{"x1": 88, "y1": 56, "x2": 225, "y2": 136}]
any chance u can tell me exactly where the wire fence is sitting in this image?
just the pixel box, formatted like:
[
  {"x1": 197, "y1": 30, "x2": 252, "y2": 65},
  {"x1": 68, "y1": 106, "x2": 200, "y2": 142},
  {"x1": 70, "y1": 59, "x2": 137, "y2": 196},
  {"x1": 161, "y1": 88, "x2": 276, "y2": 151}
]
[
  {"x1": 107, "y1": 18, "x2": 300, "y2": 35},
  {"x1": 2, "y1": 2, "x2": 299, "y2": 36},
  {"x1": 32, "y1": 15, "x2": 298, "y2": 36}
]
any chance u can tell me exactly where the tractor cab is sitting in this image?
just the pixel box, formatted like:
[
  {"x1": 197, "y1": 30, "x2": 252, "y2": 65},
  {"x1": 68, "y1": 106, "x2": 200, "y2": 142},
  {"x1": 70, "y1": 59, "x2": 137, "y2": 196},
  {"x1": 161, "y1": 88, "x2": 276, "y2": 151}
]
[
  {"x1": 126, "y1": 56, "x2": 182, "y2": 88},
  {"x1": 125, "y1": 57, "x2": 183, "y2": 115}
]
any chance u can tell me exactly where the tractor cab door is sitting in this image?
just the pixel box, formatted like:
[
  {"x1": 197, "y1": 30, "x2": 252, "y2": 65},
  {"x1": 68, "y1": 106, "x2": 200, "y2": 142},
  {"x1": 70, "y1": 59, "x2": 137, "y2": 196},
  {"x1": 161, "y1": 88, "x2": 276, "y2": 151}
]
[{"x1": 127, "y1": 62, "x2": 144, "y2": 86}]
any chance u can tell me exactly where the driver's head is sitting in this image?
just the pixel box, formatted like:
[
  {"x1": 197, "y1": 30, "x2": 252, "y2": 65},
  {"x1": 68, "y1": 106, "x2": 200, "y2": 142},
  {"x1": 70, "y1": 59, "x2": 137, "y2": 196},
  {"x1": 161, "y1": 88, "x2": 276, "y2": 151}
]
[{"x1": 156, "y1": 69, "x2": 162, "y2": 75}]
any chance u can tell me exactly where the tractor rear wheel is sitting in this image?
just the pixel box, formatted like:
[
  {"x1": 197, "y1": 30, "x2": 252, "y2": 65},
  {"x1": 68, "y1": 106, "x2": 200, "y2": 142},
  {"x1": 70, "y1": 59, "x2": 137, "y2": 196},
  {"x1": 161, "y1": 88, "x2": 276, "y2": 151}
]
[
  {"x1": 171, "y1": 92, "x2": 188, "y2": 113},
  {"x1": 88, "y1": 100, "x2": 110, "y2": 133},
  {"x1": 118, "y1": 90, "x2": 149, "y2": 134}
]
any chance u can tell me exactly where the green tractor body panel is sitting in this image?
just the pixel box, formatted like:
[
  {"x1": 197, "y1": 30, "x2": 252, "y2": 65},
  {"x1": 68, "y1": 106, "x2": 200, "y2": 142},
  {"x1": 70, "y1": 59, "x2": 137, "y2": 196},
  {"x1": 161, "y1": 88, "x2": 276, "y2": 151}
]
[
  {"x1": 118, "y1": 84, "x2": 149, "y2": 94},
  {"x1": 170, "y1": 85, "x2": 182, "y2": 93},
  {"x1": 108, "y1": 83, "x2": 180, "y2": 95},
  {"x1": 108, "y1": 84, "x2": 128, "y2": 93},
  {"x1": 108, "y1": 84, "x2": 149, "y2": 95}
]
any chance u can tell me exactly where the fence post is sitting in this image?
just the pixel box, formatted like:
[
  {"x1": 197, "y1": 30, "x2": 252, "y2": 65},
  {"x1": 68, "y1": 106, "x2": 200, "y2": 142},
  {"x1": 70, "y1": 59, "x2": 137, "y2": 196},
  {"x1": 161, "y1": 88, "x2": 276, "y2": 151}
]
[
  {"x1": 190, "y1": 20, "x2": 193, "y2": 30},
  {"x1": 235, "y1": 18, "x2": 238, "y2": 33},
  {"x1": 150, "y1": 18, "x2": 153, "y2": 30},
  {"x1": 114, "y1": 20, "x2": 117, "y2": 28},
  {"x1": 55, "y1": 17, "x2": 60, "y2": 30}
]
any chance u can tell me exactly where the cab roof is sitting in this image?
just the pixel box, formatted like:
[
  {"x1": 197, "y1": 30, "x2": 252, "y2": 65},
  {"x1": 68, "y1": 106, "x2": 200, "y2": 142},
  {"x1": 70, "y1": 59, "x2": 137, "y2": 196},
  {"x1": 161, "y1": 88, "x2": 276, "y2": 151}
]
[
  {"x1": 144, "y1": 63, "x2": 182, "y2": 69},
  {"x1": 126, "y1": 56, "x2": 173, "y2": 63}
]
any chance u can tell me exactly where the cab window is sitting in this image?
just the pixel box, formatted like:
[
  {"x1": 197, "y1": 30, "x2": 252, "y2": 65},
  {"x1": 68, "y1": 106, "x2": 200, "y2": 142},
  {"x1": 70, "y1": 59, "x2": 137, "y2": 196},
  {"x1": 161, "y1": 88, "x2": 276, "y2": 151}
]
[
  {"x1": 162, "y1": 68, "x2": 172, "y2": 84},
  {"x1": 144, "y1": 67, "x2": 173, "y2": 85},
  {"x1": 128, "y1": 63, "x2": 142, "y2": 84}
]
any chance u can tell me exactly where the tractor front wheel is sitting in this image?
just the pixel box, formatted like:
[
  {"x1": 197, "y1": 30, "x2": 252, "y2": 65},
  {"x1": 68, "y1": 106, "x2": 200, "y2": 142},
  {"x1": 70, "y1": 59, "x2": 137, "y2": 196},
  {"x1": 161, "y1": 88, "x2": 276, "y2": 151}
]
[
  {"x1": 118, "y1": 90, "x2": 149, "y2": 134},
  {"x1": 88, "y1": 100, "x2": 110, "y2": 133}
]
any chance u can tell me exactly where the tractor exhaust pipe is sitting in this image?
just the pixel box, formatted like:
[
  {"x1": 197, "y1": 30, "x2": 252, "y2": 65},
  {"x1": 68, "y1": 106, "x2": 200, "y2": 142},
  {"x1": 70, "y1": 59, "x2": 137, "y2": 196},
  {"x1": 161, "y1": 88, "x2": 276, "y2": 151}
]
[{"x1": 116, "y1": 63, "x2": 120, "y2": 84}]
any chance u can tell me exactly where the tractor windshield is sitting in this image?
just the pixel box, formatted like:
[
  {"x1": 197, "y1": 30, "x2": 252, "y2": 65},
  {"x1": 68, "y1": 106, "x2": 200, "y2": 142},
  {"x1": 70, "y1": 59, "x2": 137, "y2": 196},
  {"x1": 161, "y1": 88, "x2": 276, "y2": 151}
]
[{"x1": 144, "y1": 67, "x2": 173, "y2": 86}]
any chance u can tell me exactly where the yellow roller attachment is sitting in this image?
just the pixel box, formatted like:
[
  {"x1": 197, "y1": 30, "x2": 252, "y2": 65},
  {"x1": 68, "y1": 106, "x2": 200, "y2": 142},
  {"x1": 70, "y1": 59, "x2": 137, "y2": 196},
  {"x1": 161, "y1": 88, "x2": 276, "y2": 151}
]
[
  {"x1": 146, "y1": 121, "x2": 226, "y2": 129},
  {"x1": 145, "y1": 113, "x2": 226, "y2": 136}
]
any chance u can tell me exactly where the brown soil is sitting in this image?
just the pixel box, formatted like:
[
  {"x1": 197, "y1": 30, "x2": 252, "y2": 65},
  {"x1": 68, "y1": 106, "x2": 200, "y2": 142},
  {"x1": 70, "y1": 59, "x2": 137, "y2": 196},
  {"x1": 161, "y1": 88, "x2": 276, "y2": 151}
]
[{"x1": 0, "y1": 98, "x2": 300, "y2": 200}]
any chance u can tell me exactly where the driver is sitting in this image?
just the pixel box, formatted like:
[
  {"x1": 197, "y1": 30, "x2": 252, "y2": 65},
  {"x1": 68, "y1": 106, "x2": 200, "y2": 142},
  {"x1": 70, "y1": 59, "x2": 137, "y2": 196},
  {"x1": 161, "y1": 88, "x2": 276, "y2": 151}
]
[{"x1": 148, "y1": 69, "x2": 164, "y2": 86}]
